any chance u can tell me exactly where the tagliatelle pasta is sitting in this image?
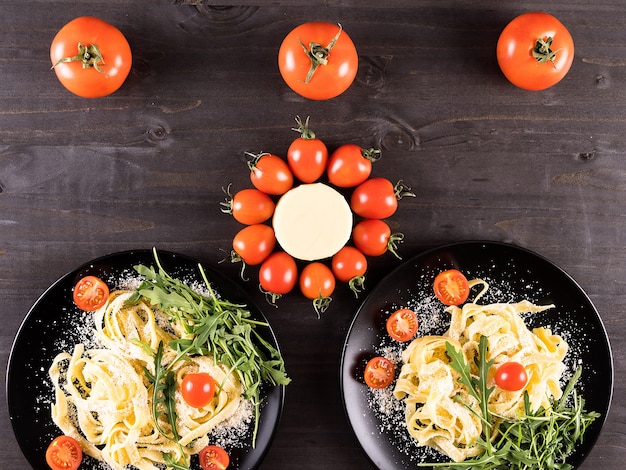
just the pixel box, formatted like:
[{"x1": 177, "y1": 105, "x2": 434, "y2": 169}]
[
  {"x1": 393, "y1": 279, "x2": 568, "y2": 463},
  {"x1": 49, "y1": 290, "x2": 245, "y2": 470}
]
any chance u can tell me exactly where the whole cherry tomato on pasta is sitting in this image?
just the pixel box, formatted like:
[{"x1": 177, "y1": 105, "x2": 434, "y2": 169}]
[
  {"x1": 495, "y1": 361, "x2": 528, "y2": 391},
  {"x1": 50, "y1": 16, "x2": 132, "y2": 98},
  {"x1": 278, "y1": 22, "x2": 358, "y2": 100},
  {"x1": 496, "y1": 12, "x2": 574, "y2": 91}
]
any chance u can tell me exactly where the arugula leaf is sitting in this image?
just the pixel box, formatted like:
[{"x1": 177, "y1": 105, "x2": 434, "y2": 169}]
[{"x1": 128, "y1": 249, "x2": 290, "y2": 451}]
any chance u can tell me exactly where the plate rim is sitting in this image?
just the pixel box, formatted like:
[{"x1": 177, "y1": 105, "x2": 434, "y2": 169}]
[
  {"x1": 6, "y1": 248, "x2": 286, "y2": 470},
  {"x1": 340, "y1": 239, "x2": 614, "y2": 469}
]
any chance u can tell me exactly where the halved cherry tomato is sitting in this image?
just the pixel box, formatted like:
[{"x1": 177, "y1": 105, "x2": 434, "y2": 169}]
[
  {"x1": 496, "y1": 12, "x2": 574, "y2": 91},
  {"x1": 352, "y1": 219, "x2": 404, "y2": 259},
  {"x1": 327, "y1": 144, "x2": 381, "y2": 188},
  {"x1": 386, "y1": 308, "x2": 419, "y2": 342},
  {"x1": 50, "y1": 16, "x2": 132, "y2": 98},
  {"x1": 259, "y1": 251, "x2": 298, "y2": 305},
  {"x1": 181, "y1": 373, "x2": 216, "y2": 408},
  {"x1": 199, "y1": 445, "x2": 230, "y2": 470},
  {"x1": 433, "y1": 269, "x2": 470, "y2": 306},
  {"x1": 222, "y1": 188, "x2": 275, "y2": 225},
  {"x1": 73, "y1": 275, "x2": 109, "y2": 311},
  {"x1": 364, "y1": 356, "x2": 395, "y2": 389},
  {"x1": 278, "y1": 22, "x2": 358, "y2": 100},
  {"x1": 300, "y1": 262, "x2": 336, "y2": 316},
  {"x1": 232, "y1": 224, "x2": 276, "y2": 267},
  {"x1": 287, "y1": 116, "x2": 328, "y2": 183},
  {"x1": 350, "y1": 178, "x2": 414, "y2": 219},
  {"x1": 331, "y1": 246, "x2": 367, "y2": 297},
  {"x1": 494, "y1": 361, "x2": 528, "y2": 391},
  {"x1": 46, "y1": 435, "x2": 82, "y2": 470},
  {"x1": 247, "y1": 152, "x2": 293, "y2": 195}
]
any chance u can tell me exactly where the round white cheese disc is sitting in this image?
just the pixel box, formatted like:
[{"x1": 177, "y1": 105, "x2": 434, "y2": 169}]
[{"x1": 272, "y1": 183, "x2": 353, "y2": 261}]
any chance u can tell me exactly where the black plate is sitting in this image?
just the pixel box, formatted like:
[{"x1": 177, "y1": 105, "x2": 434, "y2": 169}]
[
  {"x1": 341, "y1": 241, "x2": 613, "y2": 469},
  {"x1": 7, "y1": 249, "x2": 284, "y2": 470}
]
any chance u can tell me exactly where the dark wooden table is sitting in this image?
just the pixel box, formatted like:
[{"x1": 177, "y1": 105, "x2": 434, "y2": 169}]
[{"x1": 2, "y1": 1, "x2": 624, "y2": 469}]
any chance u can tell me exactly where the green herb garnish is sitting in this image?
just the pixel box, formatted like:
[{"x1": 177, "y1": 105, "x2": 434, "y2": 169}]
[
  {"x1": 424, "y1": 336, "x2": 600, "y2": 469},
  {"x1": 127, "y1": 249, "x2": 291, "y2": 457}
]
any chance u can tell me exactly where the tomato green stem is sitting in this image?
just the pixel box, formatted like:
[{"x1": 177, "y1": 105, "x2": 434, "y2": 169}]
[
  {"x1": 393, "y1": 180, "x2": 416, "y2": 200},
  {"x1": 361, "y1": 148, "x2": 382, "y2": 163},
  {"x1": 298, "y1": 24, "x2": 343, "y2": 84},
  {"x1": 292, "y1": 115, "x2": 316, "y2": 140},
  {"x1": 532, "y1": 37, "x2": 560, "y2": 67},
  {"x1": 52, "y1": 42, "x2": 106, "y2": 73},
  {"x1": 387, "y1": 232, "x2": 405, "y2": 260}
]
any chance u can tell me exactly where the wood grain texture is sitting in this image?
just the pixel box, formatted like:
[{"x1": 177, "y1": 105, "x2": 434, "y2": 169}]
[{"x1": 2, "y1": 2, "x2": 625, "y2": 469}]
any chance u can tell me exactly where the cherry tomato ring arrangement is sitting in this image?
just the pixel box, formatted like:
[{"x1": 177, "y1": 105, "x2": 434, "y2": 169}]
[{"x1": 221, "y1": 116, "x2": 415, "y2": 316}]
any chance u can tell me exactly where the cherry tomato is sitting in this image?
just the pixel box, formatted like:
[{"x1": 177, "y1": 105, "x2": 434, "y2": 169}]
[
  {"x1": 50, "y1": 16, "x2": 132, "y2": 98},
  {"x1": 73, "y1": 275, "x2": 109, "y2": 311},
  {"x1": 287, "y1": 116, "x2": 328, "y2": 183},
  {"x1": 331, "y1": 246, "x2": 367, "y2": 297},
  {"x1": 496, "y1": 12, "x2": 574, "y2": 91},
  {"x1": 495, "y1": 362, "x2": 528, "y2": 391},
  {"x1": 386, "y1": 308, "x2": 419, "y2": 342},
  {"x1": 222, "y1": 188, "x2": 275, "y2": 225},
  {"x1": 327, "y1": 144, "x2": 381, "y2": 188},
  {"x1": 259, "y1": 251, "x2": 298, "y2": 304},
  {"x1": 364, "y1": 356, "x2": 395, "y2": 389},
  {"x1": 352, "y1": 219, "x2": 404, "y2": 259},
  {"x1": 300, "y1": 262, "x2": 336, "y2": 316},
  {"x1": 278, "y1": 22, "x2": 358, "y2": 100},
  {"x1": 232, "y1": 224, "x2": 276, "y2": 266},
  {"x1": 433, "y1": 269, "x2": 470, "y2": 306},
  {"x1": 45, "y1": 435, "x2": 82, "y2": 470},
  {"x1": 350, "y1": 178, "x2": 414, "y2": 219},
  {"x1": 199, "y1": 445, "x2": 230, "y2": 470},
  {"x1": 181, "y1": 373, "x2": 216, "y2": 408},
  {"x1": 247, "y1": 152, "x2": 293, "y2": 195}
]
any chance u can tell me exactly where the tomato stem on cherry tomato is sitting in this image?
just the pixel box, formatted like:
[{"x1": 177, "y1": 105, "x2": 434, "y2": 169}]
[
  {"x1": 53, "y1": 42, "x2": 106, "y2": 72},
  {"x1": 292, "y1": 115, "x2": 316, "y2": 140},
  {"x1": 394, "y1": 180, "x2": 416, "y2": 200},
  {"x1": 299, "y1": 23, "x2": 343, "y2": 84}
]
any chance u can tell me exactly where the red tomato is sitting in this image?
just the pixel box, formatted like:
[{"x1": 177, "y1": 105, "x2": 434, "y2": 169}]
[
  {"x1": 199, "y1": 445, "x2": 230, "y2": 470},
  {"x1": 222, "y1": 188, "x2": 275, "y2": 225},
  {"x1": 73, "y1": 275, "x2": 109, "y2": 311},
  {"x1": 352, "y1": 219, "x2": 404, "y2": 259},
  {"x1": 331, "y1": 246, "x2": 367, "y2": 297},
  {"x1": 386, "y1": 308, "x2": 419, "y2": 342},
  {"x1": 46, "y1": 435, "x2": 82, "y2": 470},
  {"x1": 247, "y1": 153, "x2": 293, "y2": 195},
  {"x1": 232, "y1": 224, "x2": 276, "y2": 266},
  {"x1": 278, "y1": 22, "x2": 358, "y2": 100},
  {"x1": 50, "y1": 16, "x2": 132, "y2": 98},
  {"x1": 433, "y1": 269, "x2": 470, "y2": 306},
  {"x1": 496, "y1": 12, "x2": 574, "y2": 91},
  {"x1": 181, "y1": 373, "x2": 216, "y2": 408},
  {"x1": 350, "y1": 178, "x2": 414, "y2": 219},
  {"x1": 259, "y1": 251, "x2": 298, "y2": 304},
  {"x1": 495, "y1": 362, "x2": 528, "y2": 391},
  {"x1": 327, "y1": 144, "x2": 381, "y2": 188},
  {"x1": 364, "y1": 356, "x2": 395, "y2": 389},
  {"x1": 287, "y1": 116, "x2": 328, "y2": 183},
  {"x1": 300, "y1": 262, "x2": 336, "y2": 316}
]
